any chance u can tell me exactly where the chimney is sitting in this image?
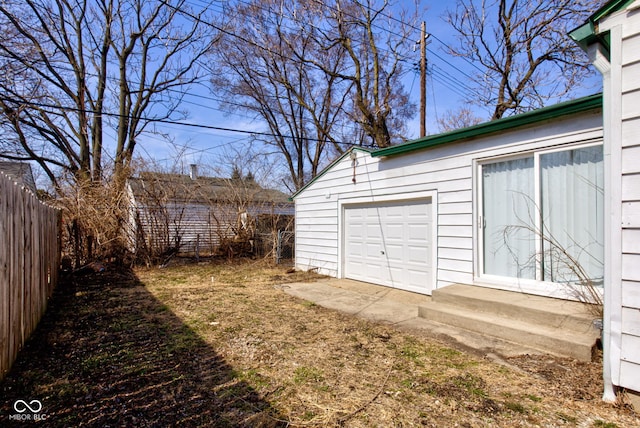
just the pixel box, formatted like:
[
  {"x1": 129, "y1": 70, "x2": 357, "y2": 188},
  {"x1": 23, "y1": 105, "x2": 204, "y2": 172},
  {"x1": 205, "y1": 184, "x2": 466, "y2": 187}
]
[{"x1": 189, "y1": 164, "x2": 198, "y2": 180}]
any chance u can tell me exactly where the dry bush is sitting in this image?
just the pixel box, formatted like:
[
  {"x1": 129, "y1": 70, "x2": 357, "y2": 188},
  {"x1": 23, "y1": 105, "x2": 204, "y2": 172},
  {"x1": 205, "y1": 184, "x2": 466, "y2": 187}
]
[
  {"x1": 501, "y1": 195, "x2": 603, "y2": 318},
  {"x1": 57, "y1": 168, "x2": 131, "y2": 268}
]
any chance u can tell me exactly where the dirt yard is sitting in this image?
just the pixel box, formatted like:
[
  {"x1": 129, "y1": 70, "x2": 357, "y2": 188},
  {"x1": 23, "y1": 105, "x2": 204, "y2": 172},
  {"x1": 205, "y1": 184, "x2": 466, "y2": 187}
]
[{"x1": 1, "y1": 259, "x2": 638, "y2": 427}]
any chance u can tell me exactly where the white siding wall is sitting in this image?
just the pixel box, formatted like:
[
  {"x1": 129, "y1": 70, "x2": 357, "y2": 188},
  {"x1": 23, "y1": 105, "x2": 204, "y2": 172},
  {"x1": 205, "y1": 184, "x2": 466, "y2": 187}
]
[
  {"x1": 618, "y1": 10, "x2": 640, "y2": 391},
  {"x1": 295, "y1": 112, "x2": 602, "y2": 293}
]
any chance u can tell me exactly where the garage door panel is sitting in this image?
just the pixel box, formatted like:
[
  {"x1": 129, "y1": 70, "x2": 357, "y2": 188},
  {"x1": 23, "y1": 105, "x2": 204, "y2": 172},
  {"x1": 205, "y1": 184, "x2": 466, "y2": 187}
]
[
  {"x1": 388, "y1": 266, "x2": 403, "y2": 281},
  {"x1": 344, "y1": 199, "x2": 433, "y2": 294},
  {"x1": 408, "y1": 222, "x2": 428, "y2": 234},
  {"x1": 386, "y1": 224, "x2": 404, "y2": 240},
  {"x1": 347, "y1": 244, "x2": 363, "y2": 257},
  {"x1": 385, "y1": 244, "x2": 403, "y2": 262},
  {"x1": 407, "y1": 247, "x2": 429, "y2": 264},
  {"x1": 346, "y1": 231, "x2": 360, "y2": 239},
  {"x1": 408, "y1": 269, "x2": 429, "y2": 286},
  {"x1": 366, "y1": 226, "x2": 382, "y2": 239},
  {"x1": 386, "y1": 205, "x2": 403, "y2": 215},
  {"x1": 365, "y1": 243, "x2": 381, "y2": 257},
  {"x1": 407, "y1": 202, "x2": 425, "y2": 214},
  {"x1": 365, "y1": 264, "x2": 385, "y2": 283}
]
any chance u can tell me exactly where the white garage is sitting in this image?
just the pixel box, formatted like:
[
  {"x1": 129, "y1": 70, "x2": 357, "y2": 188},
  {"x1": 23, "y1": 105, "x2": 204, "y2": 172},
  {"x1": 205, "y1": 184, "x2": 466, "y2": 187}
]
[
  {"x1": 292, "y1": 95, "x2": 603, "y2": 299},
  {"x1": 343, "y1": 199, "x2": 433, "y2": 294}
]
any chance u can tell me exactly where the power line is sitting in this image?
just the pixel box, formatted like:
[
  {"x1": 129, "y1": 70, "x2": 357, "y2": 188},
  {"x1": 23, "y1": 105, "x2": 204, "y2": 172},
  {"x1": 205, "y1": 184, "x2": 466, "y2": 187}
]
[
  {"x1": 2, "y1": 0, "x2": 480, "y2": 151},
  {"x1": 351, "y1": 0, "x2": 502, "y2": 88},
  {"x1": 0, "y1": 58, "x2": 372, "y2": 146},
  {"x1": 171, "y1": 0, "x2": 480, "y2": 133},
  {"x1": 138, "y1": 133, "x2": 255, "y2": 164},
  {"x1": 428, "y1": 71, "x2": 440, "y2": 130},
  {"x1": 183, "y1": 0, "x2": 491, "y2": 110},
  {"x1": 428, "y1": 33, "x2": 491, "y2": 79},
  {"x1": 429, "y1": 64, "x2": 476, "y2": 99},
  {"x1": 0, "y1": 95, "x2": 358, "y2": 146},
  {"x1": 180, "y1": 0, "x2": 422, "y2": 74}
]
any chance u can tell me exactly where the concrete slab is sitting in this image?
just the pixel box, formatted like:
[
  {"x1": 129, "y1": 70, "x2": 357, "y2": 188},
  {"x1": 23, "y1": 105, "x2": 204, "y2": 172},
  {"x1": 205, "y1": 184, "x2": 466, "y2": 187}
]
[
  {"x1": 281, "y1": 281, "x2": 380, "y2": 315},
  {"x1": 280, "y1": 279, "x2": 546, "y2": 360}
]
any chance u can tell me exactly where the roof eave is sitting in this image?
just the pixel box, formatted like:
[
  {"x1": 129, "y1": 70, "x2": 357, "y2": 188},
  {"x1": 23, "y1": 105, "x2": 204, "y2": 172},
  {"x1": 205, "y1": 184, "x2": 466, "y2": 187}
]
[
  {"x1": 372, "y1": 93, "x2": 602, "y2": 158},
  {"x1": 569, "y1": 0, "x2": 637, "y2": 55}
]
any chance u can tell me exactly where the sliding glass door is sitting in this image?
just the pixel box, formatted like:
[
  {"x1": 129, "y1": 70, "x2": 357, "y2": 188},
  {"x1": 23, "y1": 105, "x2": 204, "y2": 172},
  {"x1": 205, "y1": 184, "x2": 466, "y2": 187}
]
[
  {"x1": 481, "y1": 144, "x2": 603, "y2": 287},
  {"x1": 540, "y1": 146, "x2": 604, "y2": 284},
  {"x1": 482, "y1": 157, "x2": 536, "y2": 279}
]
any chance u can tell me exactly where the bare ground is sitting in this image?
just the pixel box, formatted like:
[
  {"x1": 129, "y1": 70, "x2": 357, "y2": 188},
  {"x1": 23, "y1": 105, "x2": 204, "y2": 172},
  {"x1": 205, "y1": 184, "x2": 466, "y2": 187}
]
[{"x1": 1, "y1": 259, "x2": 638, "y2": 427}]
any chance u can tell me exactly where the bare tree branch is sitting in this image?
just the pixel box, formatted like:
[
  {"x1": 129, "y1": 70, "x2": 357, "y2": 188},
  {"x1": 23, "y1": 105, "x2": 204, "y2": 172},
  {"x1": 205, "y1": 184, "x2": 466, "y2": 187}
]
[
  {"x1": 208, "y1": 0, "x2": 417, "y2": 190},
  {"x1": 0, "y1": 0, "x2": 219, "y2": 185},
  {"x1": 445, "y1": 0, "x2": 603, "y2": 119}
]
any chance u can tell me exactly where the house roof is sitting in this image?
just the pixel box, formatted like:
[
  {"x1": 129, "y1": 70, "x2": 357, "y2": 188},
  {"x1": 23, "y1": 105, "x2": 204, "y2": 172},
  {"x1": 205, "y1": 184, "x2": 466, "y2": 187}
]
[
  {"x1": 128, "y1": 172, "x2": 292, "y2": 206},
  {"x1": 372, "y1": 93, "x2": 602, "y2": 158},
  {"x1": 291, "y1": 94, "x2": 602, "y2": 200},
  {"x1": 0, "y1": 161, "x2": 37, "y2": 192}
]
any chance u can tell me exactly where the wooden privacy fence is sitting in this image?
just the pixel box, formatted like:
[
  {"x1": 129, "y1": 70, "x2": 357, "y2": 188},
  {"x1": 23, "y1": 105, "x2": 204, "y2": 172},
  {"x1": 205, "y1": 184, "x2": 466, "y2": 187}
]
[{"x1": 0, "y1": 172, "x2": 61, "y2": 380}]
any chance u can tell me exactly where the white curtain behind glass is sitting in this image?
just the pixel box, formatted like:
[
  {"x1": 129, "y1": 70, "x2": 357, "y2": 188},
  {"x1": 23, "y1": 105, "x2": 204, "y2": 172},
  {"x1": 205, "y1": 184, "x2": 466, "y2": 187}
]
[
  {"x1": 482, "y1": 158, "x2": 536, "y2": 279},
  {"x1": 540, "y1": 146, "x2": 604, "y2": 284}
]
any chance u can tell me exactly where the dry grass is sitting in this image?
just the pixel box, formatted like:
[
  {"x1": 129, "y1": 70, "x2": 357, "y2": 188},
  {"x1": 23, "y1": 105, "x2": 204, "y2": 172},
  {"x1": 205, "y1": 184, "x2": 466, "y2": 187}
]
[{"x1": 1, "y1": 258, "x2": 638, "y2": 427}]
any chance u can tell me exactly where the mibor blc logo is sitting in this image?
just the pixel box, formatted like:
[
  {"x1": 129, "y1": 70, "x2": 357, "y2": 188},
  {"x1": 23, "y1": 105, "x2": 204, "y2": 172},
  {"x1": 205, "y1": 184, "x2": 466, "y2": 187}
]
[{"x1": 9, "y1": 399, "x2": 47, "y2": 421}]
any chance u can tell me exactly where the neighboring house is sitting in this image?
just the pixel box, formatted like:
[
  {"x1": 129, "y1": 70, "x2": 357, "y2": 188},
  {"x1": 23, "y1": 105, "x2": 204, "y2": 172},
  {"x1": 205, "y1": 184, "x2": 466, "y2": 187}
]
[
  {"x1": 126, "y1": 166, "x2": 294, "y2": 258},
  {"x1": 293, "y1": 95, "x2": 603, "y2": 299},
  {"x1": 570, "y1": 0, "x2": 640, "y2": 406},
  {"x1": 0, "y1": 161, "x2": 36, "y2": 193}
]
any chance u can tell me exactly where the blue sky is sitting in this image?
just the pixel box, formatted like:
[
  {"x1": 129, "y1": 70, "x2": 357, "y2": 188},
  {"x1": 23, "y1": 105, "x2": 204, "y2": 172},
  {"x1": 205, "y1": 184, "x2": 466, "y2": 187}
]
[{"x1": 134, "y1": 0, "x2": 603, "y2": 179}]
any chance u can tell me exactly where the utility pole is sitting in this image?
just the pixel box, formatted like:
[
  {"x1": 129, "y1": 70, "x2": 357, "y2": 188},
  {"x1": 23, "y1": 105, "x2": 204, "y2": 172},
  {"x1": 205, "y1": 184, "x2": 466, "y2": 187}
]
[{"x1": 420, "y1": 21, "x2": 427, "y2": 138}]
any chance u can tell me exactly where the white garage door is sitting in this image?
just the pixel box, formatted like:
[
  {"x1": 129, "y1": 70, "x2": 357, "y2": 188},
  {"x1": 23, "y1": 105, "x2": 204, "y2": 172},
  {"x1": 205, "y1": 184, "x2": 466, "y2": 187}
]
[{"x1": 344, "y1": 199, "x2": 433, "y2": 295}]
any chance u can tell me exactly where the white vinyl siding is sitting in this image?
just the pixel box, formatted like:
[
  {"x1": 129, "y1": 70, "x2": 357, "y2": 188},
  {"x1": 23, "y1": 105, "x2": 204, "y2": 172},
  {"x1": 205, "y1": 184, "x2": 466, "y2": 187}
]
[
  {"x1": 595, "y1": 5, "x2": 640, "y2": 394},
  {"x1": 295, "y1": 111, "x2": 602, "y2": 296},
  {"x1": 618, "y1": 16, "x2": 640, "y2": 392}
]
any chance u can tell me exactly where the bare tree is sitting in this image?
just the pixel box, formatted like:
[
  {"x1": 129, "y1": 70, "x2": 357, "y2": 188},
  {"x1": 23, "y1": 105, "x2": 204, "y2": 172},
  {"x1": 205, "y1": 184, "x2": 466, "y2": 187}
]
[
  {"x1": 437, "y1": 107, "x2": 484, "y2": 132},
  {"x1": 0, "y1": 0, "x2": 218, "y2": 261},
  {"x1": 209, "y1": 0, "x2": 416, "y2": 190},
  {"x1": 445, "y1": 0, "x2": 603, "y2": 120},
  {"x1": 205, "y1": 148, "x2": 296, "y2": 259},
  {"x1": 210, "y1": 0, "x2": 353, "y2": 191},
  {"x1": 0, "y1": 0, "x2": 218, "y2": 187},
  {"x1": 312, "y1": 0, "x2": 416, "y2": 148}
]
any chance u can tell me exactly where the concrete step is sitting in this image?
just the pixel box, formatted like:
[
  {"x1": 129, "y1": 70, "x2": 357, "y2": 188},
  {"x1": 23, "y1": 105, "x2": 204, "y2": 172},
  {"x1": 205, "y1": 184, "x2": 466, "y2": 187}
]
[
  {"x1": 418, "y1": 301, "x2": 597, "y2": 361},
  {"x1": 431, "y1": 284, "x2": 598, "y2": 333},
  {"x1": 418, "y1": 285, "x2": 601, "y2": 361}
]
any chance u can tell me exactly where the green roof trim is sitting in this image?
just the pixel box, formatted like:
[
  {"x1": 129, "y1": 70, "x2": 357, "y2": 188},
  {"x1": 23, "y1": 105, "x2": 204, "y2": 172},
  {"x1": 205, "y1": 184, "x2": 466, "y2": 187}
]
[
  {"x1": 591, "y1": 0, "x2": 636, "y2": 22},
  {"x1": 292, "y1": 94, "x2": 602, "y2": 200},
  {"x1": 569, "y1": 0, "x2": 635, "y2": 54},
  {"x1": 372, "y1": 93, "x2": 602, "y2": 158},
  {"x1": 569, "y1": 20, "x2": 599, "y2": 51}
]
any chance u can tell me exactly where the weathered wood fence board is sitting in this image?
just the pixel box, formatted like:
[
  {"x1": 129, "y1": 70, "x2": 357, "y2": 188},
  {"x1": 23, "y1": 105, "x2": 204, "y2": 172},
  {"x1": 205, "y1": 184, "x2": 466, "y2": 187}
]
[{"x1": 0, "y1": 172, "x2": 60, "y2": 380}]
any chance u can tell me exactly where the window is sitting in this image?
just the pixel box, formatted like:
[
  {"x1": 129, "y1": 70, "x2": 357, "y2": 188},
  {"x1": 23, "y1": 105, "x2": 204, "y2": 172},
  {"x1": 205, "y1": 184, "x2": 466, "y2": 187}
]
[{"x1": 481, "y1": 145, "x2": 604, "y2": 286}]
